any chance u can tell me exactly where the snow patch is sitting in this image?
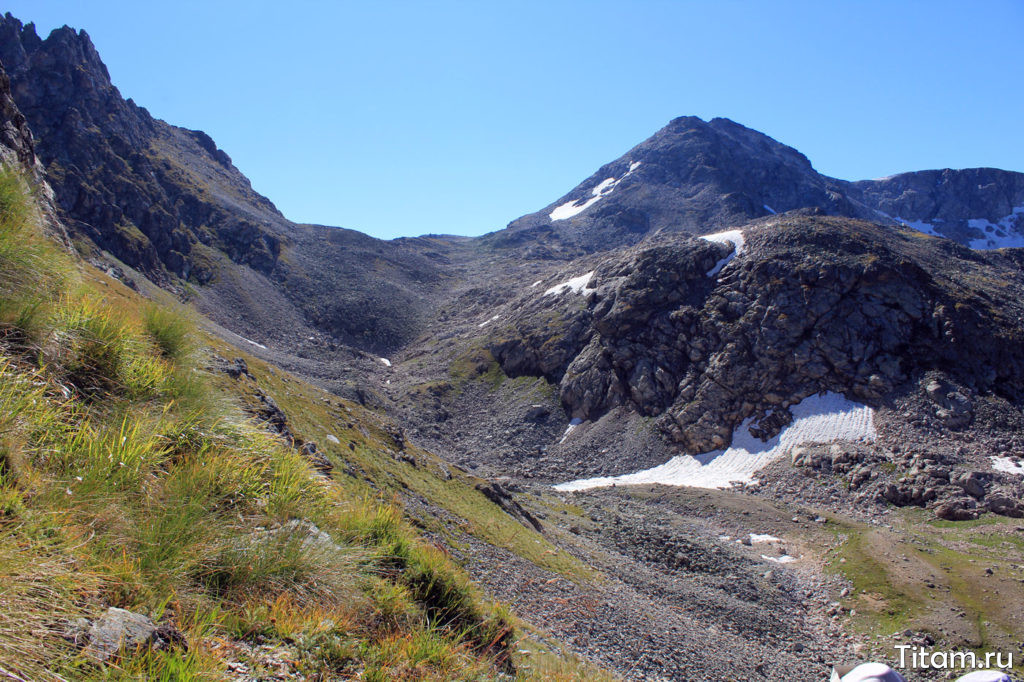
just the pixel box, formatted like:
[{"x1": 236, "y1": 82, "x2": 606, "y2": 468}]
[
  {"x1": 992, "y1": 456, "x2": 1024, "y2": 476},
  {"x1": 749, "y1": 533, "x2": 781, "y2": 544},
  {"x1": 763, "y1": 204, "x2": 777, "y2": 215},
  {"x1": 379, "y1": 358, "x2": 392, "y2": 367},
  {"x1": 559, "y1": 418, "x2": 583, "y2": 445},
  {"x1": 478, "y1": 314, "x2": 500, "y2": 328},
  {"x1": 231, "y1": 331, "x2": 267, "y2": 350},
  {"x1": 544, "y1": 271, "x2": 595, "y2": 297},
  {"x1": 553, "y1": 391, "x2": 876, "y2": 492},
  {"x1": 549, "y1": 161, "x2": 641, "y2": 221},
  {"x1": 968, "y1": 207, "x2": 1024, "y2": 249},
  {"x1": 882, "y1": 207, "x2": 1024, "y2": 249},
  {"x1": 326, "y1": 434, "x2": 340, "y2": 445},
  {"x1": 700, "y1": 229, "x2": 746, "y2": 277},
  {"x1": 530, "y1": 280, "x2": 543, "y2": 288},
  {"x1": 895, "y1": 216, "x2": 940, "y2": 237},
  {"x1": 761, "y1": 554, "x2": 797, "y2": 564}
]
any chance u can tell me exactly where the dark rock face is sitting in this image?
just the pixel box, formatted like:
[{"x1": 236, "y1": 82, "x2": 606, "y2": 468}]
[
  {"x1": 0, "y1": 13, "x2": 286, "y2": 283},
  {"x1": 496, "y1": 116, "x2": 873, "y2": 253},
  {"x1": 850, "y1": 168, "x2": 1024, "y2": 247},
  {"x1": 494, "y1": 115, "x2": 1024, "y2": 254},
  {"x1": 490, "y1": 216, "x2": 1024, "y2": 453},
  {"x1": 0, "y1": 57, "x2": 36, "y2": 171},
  {"x1": 0, "y1": 56, "x2": 66, "y2": 243},
  {"x1": 0, "y1": 13, "x2": 458, "y2": 355}
]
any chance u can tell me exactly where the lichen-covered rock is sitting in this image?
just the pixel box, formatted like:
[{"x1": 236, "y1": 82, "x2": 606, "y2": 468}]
[{"x1": 77, "y1": 607, "x2": 186, "y2": 662}]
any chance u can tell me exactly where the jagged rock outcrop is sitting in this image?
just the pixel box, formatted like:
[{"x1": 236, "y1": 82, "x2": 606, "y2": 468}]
[
  {"x1": 490, "y1": 216, "x2": 1024, "y2": 453},
  {"x1": 0, "y1": 59, "x2": 35, "y2": 171},
  {"x1": 0, "y1": 13, "x2": 462, "y2": 355},
  {"x1": 0, "y1": 13, "x2": 285, "y2": 283},
  {"x1": 0, "y1": 57, "x2": 67, "y2": 244},
  {"x1": 851, "y1": 168, "x2": 1024, "y2": 247}
]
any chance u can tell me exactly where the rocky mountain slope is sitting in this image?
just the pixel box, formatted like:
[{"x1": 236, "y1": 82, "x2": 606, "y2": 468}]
[
  {"x1": 0, "y1": 13, "x2": 470, "y2": 363},
  {"x1": 495, "y1": 115, "x2": 1024, "y2": 254},
  {"x1": 4, "y1": 12, "x2": 1024, "y2": 678}
]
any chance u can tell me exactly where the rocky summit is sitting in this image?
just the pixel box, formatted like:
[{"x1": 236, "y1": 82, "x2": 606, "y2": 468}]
[
  {"x1": 497, "y1": 115, "x2": 1024, "y2": 254},
  {"x1": 2, "y1": 12, "x2": 1024, "y2": 682}
]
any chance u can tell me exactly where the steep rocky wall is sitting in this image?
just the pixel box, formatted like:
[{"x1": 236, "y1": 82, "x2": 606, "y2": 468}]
[
  {"x1": 0, "y1": 57, "x2": 67, "y2": 245},
  {"x1": 490, "y1": 216, "x2": 1024, "y2": 454},
  {"x1": 0, "y1": 13, "x2": 286, "y2": 283}
]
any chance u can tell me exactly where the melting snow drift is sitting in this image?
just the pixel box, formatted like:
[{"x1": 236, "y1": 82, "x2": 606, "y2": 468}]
[
  {"x1": 968, "y1": 207, "x2": 1024, "y2": 249},
  {"x1": 554, "y1": 392, "x2": 876, "y2": 492},
  {"x1": 700, "y1": 229, "x2": 746, "y2": 277},
  {"x1": 379, "y1": 357, "x2": 392, "y2": 367},
  {"x1": 478, "y1": 314, "x2": 500, "y2": 328},
  {"x1": 880, "y1": 207, "x2": 1024, "y2": 249},
  {"x1": 544, "y1": 271, "x2": 595, "y2": 296},
  {"x1": 560, "y1": 417, "x2": 583, "y2": 444},
  {"x1": 549, "y1": 161, "x2": 641, "y2": 221},
  {"x1": 992, "y1": 456, "x2": 1024, "y2": 476},
  {"x1": 231, "y1": 331, "x2": 267, "y2": 350}
]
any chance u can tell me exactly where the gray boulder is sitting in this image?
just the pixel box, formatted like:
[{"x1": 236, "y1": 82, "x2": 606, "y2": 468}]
[{"x1": 79, "y1": 607, "x2": 186, "y2": 661}]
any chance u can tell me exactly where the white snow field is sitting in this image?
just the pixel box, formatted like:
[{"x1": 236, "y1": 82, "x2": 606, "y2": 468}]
[
  {"x1": 549, "y1": 161, "x2": 641, "y2": 221},
  {"x1": 544, "y1": 271, "x2": 596, "y2": 297},
  {"x1": 700, "y1": 229, "x2": 746, "y2": 277},
  {"x1": 991, "y1": 456, "x2": 1024, "y2": 476},
  {"x1": 968, "y1": 207, "x2": 1024, "y2": 249},
  {"x1": 554, "y1": 391, "x2": 876, "y2": 492},
  {"x1": 879, "y1": 206, "x2": 1024, "y2": 249},
  {"x1": 378, "y1": 357, "x2": 392, "y2": 367}
]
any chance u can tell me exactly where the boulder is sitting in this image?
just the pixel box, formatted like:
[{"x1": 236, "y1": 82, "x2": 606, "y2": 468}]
[
  {"x1": 984, "y1": 490, "x2": 1024, "y2": 518},
  {"x1": 933, "y1": 498, "x2": 979, "y2": 522},
  {"x1": 524, "y1": 405, "x2": 550, "y2": 422},
  {"x1": 78, "y1": 607, "x2": 186, "y2": 661},
  {"x1": 476, "y1": 480, "x2": 543, "y2": 532},
  {"x1": 953, "y1": 471, "x2": 988, "y2": 499}
]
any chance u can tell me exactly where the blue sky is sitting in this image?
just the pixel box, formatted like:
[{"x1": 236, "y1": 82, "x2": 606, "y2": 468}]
[{"x1": 6, "y1": 1, "x2": 1023, "y2": 239}]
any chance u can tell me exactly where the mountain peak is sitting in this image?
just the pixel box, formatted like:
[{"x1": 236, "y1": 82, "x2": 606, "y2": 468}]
[
  {"x1": 497, "y1": 113, "x2": 1024, "y2": 254},
  {"x1": 499, "y1": 114, "x2": 853, "y2": 253}
]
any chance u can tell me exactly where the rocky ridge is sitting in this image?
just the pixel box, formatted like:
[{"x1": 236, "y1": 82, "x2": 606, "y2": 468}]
[
  {"x1": 496, "y1": 116, "x2": 1024, "y2": 254},
  {"x1": 489, "y1": 215, "x2": 1024, "y2": 453}
]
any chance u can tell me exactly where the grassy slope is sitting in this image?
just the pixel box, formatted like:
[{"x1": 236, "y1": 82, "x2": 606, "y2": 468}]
[
  {"x1": 824, "y1": 509, "x2": 1024, "y2": 675},
  {"x1": 0, "y1": 168, "x2": 607, "y2": 681}
]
